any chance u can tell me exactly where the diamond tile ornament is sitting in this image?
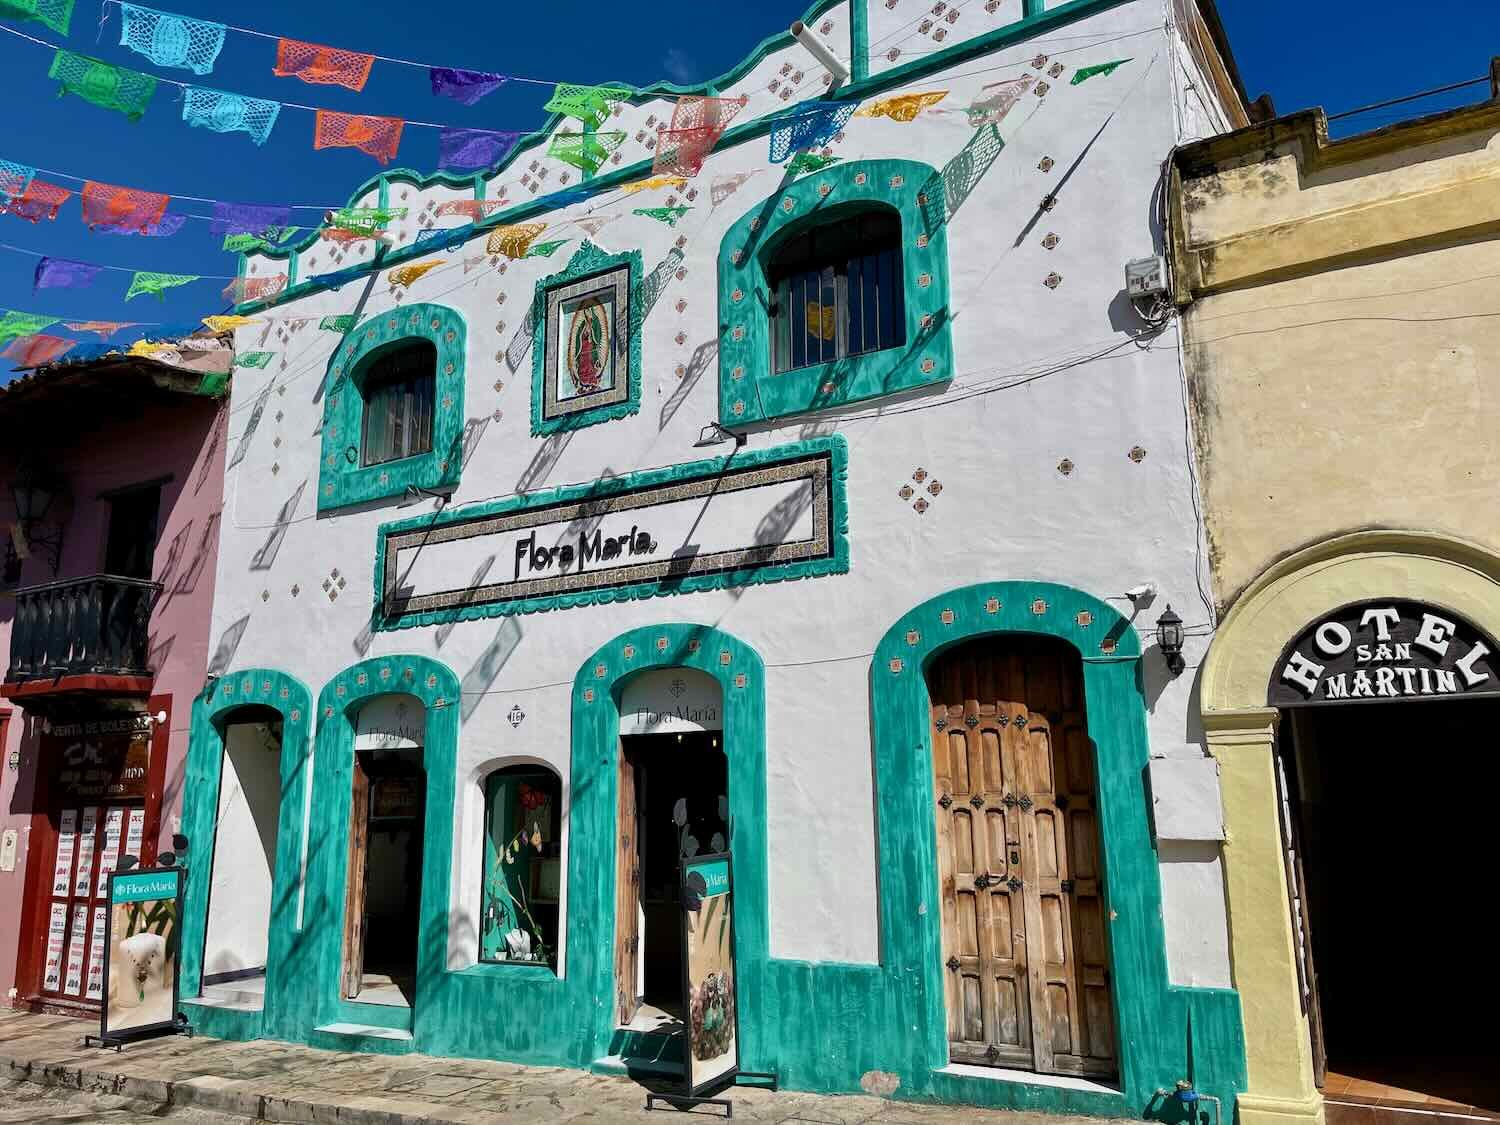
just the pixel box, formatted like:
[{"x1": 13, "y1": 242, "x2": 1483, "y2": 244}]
[
  {"x1": 1031, "y1": 599, "x2": 1048, "y2": 615},
  {"x1": 1038, "y1": 156, "x2": 1055, "y2": 172},
  {"x1": 1044, "y1": 272, "x2": 1062, "y2": 289},
  {"x1": 1128, "y1": 445, "x2": 1148, "y2": 462},
  {"x1": 1058, "y1": 458, "x2": 1075, "y2": 475},
  {"x1": 985, "y1": 597, "x2": 1001, "y2": 613},
  {"x1": 1042, "y1": 232, "x2": 1059, "y2": 250},
  {"x1": 507, "y1": 704, "x2": 525, "y2": 728},
  {"x1": 322, "y1": 568, "x2": 346, "y2": 602}
]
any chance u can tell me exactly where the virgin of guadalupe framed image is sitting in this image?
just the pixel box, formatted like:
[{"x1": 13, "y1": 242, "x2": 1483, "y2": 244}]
[{"x1": 530, "y1": 241, "x2": 643, "y2": 435}]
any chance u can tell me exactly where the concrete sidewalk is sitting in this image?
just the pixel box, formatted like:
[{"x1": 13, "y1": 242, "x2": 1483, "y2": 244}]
[{"x1": 0, "y1": 1008, "x2": 1121, "y2": 1124}]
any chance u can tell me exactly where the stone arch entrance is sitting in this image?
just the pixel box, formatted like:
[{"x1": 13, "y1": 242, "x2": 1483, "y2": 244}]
[{"x1": 1201, "y1": 530, "x2": 1500, "y2": 1125}]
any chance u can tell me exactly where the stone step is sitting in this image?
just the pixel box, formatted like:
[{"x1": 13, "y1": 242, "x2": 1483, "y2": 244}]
[
  {"x1": 194, "y1": 985, "x2": 265, "y2": 1009},
  {"x1": 310, "y1": 1022, "x2": 416, "y2": 1056}
]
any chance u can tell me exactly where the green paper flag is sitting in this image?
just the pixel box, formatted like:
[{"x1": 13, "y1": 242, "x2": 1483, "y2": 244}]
[
  {"x1": 0, "y1": 310, "x2": 58, "y2": 345},
  {"x1": 785, "y1": 152, "x2": 842, "y2": 176},
  {"x1": 319, "y1": 315, "x2": 356, "y2": 333},
  {"x1": 125, "y1": 271, "x2": 199, "y2": 301},
  {"x1": 544, "y1": 83, "x2": 632, "y2": 129},
  {"x1": 235, "y1": 350, "x2": 274, "y2": 369},
  {"x1": 50, "y1": 51, "x2": 157, "y2": 121},
  {"x1": 1069, "y1": 59, "x2": 1131, "y2": 86},
  {"x1": 329, "y1": 206, "x2": 406, "y2": 234},
  {"x1": 525, "y1": 239, "x2": 570, "y2": 259},
  {"x1": 0, "y1": 0, "x2": 75, "y2": 36},
  {"x1": 223, "y1": 229, "x2": 292, "y2": 253},
  {"x1": 195, "y1": 371, "x2": 229, "y2": 397},
  {"x1": 633, "y1": 206, "x2": 691, "y2": 228}
]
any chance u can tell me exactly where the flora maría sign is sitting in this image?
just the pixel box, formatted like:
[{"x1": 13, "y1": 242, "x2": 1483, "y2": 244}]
[
  {"x1": 681, "y1": 853, "x2": 738, "y2": 1096},
  {"x1": 1270, "y1": 600, "x2": 1500, "y2": 706}
]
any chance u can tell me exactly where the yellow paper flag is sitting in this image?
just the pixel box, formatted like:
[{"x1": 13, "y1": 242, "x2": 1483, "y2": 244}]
[
  {"x1": 805, "y1": 302, "x2": 837, "y2": 341},
  {"x1": 389, "y1": 259, "x2": 444, "y2": 288},
  {"x1": 856, "y1": 90, "x2": 948, "y2": 122},
  {"x1": 620, "y1": 175, "x2": 688, "y2": 196},
  {"x1": 202, "y1": 315, "x2": 259, "y2": 333},
  {"x1": 127, "y1": 338, "x2": 178, "y2": 359},
  {"x1": 485, "y1": 222, "x2": 547, "y2": 260}
]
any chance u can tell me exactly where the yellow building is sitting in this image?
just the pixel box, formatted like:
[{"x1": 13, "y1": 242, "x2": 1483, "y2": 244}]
[{"x1": 1171, "y1": 64, "x2": 1500, "y2": 1125}]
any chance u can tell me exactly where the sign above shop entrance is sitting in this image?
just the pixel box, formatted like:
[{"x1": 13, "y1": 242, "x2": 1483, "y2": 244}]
[
  {"x1": 1270, "y1": 600, "x2": 1500, "y2": 707},
  {"x1": 619, "y1": 669, "x2": 722, "y2": 736},
  {"x1": 374, "y1": 439, "x2": 847, "y2": 629}
]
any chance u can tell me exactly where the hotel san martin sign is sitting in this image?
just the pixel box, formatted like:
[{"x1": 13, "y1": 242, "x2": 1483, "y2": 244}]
[
  {"x1": 1271, "y1": 600, "x2": 1500, "y2": 707},
  {"x1": 374, "y1": 438, "x2": 848, "y2": 628}
]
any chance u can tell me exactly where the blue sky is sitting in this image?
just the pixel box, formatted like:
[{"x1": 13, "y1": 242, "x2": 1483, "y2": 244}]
[{"x1": 0, "y1": 1, "x2": 1492, "y2": 374}]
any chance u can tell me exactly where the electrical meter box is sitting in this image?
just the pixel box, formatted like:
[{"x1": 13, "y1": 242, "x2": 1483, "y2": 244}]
[{"x1": 1125, "y1": 255, "x2": 1167, "y2": 298}]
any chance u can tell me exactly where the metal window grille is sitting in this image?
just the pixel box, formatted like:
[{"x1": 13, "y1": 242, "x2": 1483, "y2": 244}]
[
  {"x1": 768, "y1": 209, "x2": 905, "y2": 374},
  {"x1": 361, "y1": 341, "x2": 437, "y2": 466}
]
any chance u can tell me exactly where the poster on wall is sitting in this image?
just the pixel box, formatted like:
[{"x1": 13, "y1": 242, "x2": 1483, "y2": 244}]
[
  {"x1": 42, "y1": 903, "x2": 66, "y2": 992},
  {"x1": 85, "y1": 904, "x2": 107, "y2": 1001},
  {"x1": 94, "y1": 809, "x2": 126, "y2": 897},
  {"x1": 680, "y1": 853, "x2": 739, "y2": 1096},
  {"x1": 52, "y1": 809, "x2": 78, "y2": 895},
  {"x1": 63, "y1": 904, "x2": 87, "y2": 995},
  {"x1": 73, "y1": 807, "x2": 99, "y2": 897},
  {"x1": 94, "y1": 867, "x2": 185, "y2": 1047}
]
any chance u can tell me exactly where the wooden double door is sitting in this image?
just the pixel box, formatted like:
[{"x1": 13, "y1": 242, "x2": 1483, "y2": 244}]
[{"x1": 928, "y1": 636, "x2": 1115, "y2": 1079}]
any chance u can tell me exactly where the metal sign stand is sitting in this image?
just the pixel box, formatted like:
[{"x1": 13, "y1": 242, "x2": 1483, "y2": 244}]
[{"x1": 85, "y1": 866, "x2": 192, "y2": 1051}]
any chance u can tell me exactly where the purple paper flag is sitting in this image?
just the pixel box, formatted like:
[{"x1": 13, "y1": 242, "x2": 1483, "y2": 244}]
[
  {"x1": 34, "y1": 256, "x2": 102, "y2": 291},
  {"x1": 97, "y1": 212, "x2": 188, "y2": 237},
  {"x1": 430, "y1": 67, "x2": 508, "y2": 106},
  {"x1": 438, "y1": 127, "x2": 521, "y2": 173},
  {"x1": 212, "y1": 201, "x2": 292, "y2": 235}
]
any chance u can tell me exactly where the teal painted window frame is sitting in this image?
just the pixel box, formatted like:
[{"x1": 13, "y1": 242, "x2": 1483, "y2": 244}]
[
  {"x1": 317, "y1": 303, "x2": 467, "y2": 512},
  {"x1": 529, "y1": 241, "x2": 643, "y2": 435},
  {"x1": 717, "y1": 158, "x2": 953, "y2": 426},
  {"x1": 371, "y1": 435, "x2": 848, "y2": 631},
  {"x1": 869, "y1": 582, "x2": 1247, "y2": 1114},
  {"x1": 177, "y1": 669, "x2": 314, "y2": 1044}
]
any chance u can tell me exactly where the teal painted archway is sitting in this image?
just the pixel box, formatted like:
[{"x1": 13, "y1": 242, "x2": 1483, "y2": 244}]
[
  {"x1": 178, "y1": 669, "x2": 313, "y2": 1043},
  {"x1": 865, "y1": 582, "x2": 1246, "y2": 1114}
]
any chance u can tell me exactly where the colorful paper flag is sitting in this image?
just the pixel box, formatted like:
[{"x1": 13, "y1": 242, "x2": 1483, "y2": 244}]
[
  {"x1": 273, "y1": 38, "x2": 374, "y2": 92},
  {"x1": 1070, "y1": 59, "x2": 1132, "y2": 85},
  {"x1": 434, "y1": 199, "x2": 506, "y2": 220},
  {"x1": 768, "y1": 101, "x2": 857, "y2": 162},
  {"x1": 97, "y1": 213, "x2": 187, "y2": 237},
  {"x1": 1, "y1": 333, "x2": 76, "y2": 367},
  {"x1": 621, "y1": 175, "x2": 687, "y2": 196},
  {"x1": 182, "y1": 87, "x2": 281, "y2": 146},
  {"x1": 222, "y1": 275, "x2": 287, "y2": 303},
  {"x1": 855, "y1": 90, "x2": 948, "y2": 122},
  {"x1": 119, "y1": 5, "x2": 226, "y2": 75},
  {"x1": 525, "y1": 239, "x2": 569, "y2": 259},
  {"x1": 785, "y1": 151, "x2": 841, "y2": 176},
  {"x1": 438, "y1": 128, "x2": 520, "y2": 174},
  {"x1": 389, "y1": 259, "x2": 443, "y2": 288},
  {"x1": 125, "y1": 271, "x2": 199, "y2": 300},
  {"x1": 0, "y1": 179, "x2": 70, "y2": 223},
  {"x1": 654, "y1": 94, "x2": 747, "y2": 178},
  {"x1": 314, "y1": 110, "x2": 404, "y2": 165},
  {"x1": 212, "y1": 201, "x2": 293, "y2": 235},
  {"x1": 548, "y1": 131, "x2": 624, "y2": 176},
  {"x1": 0, "y1": 311, "x2": 58, "y2": 344},
  {"x1": 0, "y1": 0, "x2": 75, "y2": 36},
  {"x1": 235, "y1": 350, "x2": 274, "y2": 368},
  {"x1": 0, "y1": 160, "x2": 36, "y2": 203},
  {"x1": 430, "y1": 67, "x2": 507, "y2": 105},
  {"x1": 544, "y1": 83, "x2": 631, "y2": 129},
  {"x1": 202, "y1": 315, "x2": 258, "y2": 333},
  {"x1": 633, "y1": 206, "x2": 690, "y2": 227},
  {"x1": 319, "y1": 314, "x2": 355, "y2": 333},
  {"x1": 81, "y1": 182, "x2": 169, "y2": 233},
  {"x1": 966, "y1": 75, "x2": 1034, "y2": 127},
  {"x1": 49, "y1": 51, "x2": 157, "y2": 121},
  {"x1": 485, "y1": 222, "x2": 546, "y2": 259},
  {"x1": 64, "y1": 320, "x2": 137, "y2": 337},
  {"x1": 34, "y1": 257, "x2": 101, "y2": 291},
  {"x1": 710, "y1": 170, "x2": 760, "y2": 207}
]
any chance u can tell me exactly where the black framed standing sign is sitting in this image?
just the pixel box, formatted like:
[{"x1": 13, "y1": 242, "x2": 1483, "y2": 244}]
[
  {"x1": 86, "y1": 866, "x2": 189, "y2": 1049},
  {"x1": 646, "y1": 853, "x2": 776, "y2": 1117}
]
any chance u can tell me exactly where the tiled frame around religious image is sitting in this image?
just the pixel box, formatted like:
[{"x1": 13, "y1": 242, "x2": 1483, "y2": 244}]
[{"x1": 530, "y1": 241, "x2": 644, "y2": 435}]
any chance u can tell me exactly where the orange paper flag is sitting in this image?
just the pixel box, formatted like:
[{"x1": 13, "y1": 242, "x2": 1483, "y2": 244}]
[{"x1": 273, "y1": 38, "x2": 375, "y2": 92}]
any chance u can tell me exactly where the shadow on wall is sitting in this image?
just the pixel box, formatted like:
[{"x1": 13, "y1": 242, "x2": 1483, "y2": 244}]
[
  {"x1": 249, "y1": 481, "x2": 307, "y2": 572},
  {"x1": 658, "y1": 340, "x2": 717, "y2": 432},
  {"x1": 4, "y1": 712, "x2": 45, "y2": 816},
  {"x1": 434, "y1": 554, "x2": 497, "y2": 649},
  {"x1": 228, "y1": 387, "x2": 271, "y2": 471},
  {"x1": 195, "y1": 404, "x2": 228, "y2": 497},
  {"x1": 158, "y1": 513, "x2": 221, "y2": 615},
  {"x1": 206, "y1": 616, "x2": 251, "y2": 677},
  {"x1": 516, "y1": 430, "x2": 574, "y2": 495},
  {"x1": 460, "y1": 618, "x2": 524, "y2": 723}
]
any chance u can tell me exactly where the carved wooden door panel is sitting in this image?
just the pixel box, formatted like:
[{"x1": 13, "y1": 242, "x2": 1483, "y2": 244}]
[
  {"x1": 929, "y1": 638, "x2": 1116, "y2": 1079},
  {"x1": 615, "y1": 750, "x2": 641, "y2": 1026}
]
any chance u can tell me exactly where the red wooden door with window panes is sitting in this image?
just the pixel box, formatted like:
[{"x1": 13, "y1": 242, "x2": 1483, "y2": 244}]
[{"x1": 928, "y1": 636, "x2": 1116, "y2": 1079}]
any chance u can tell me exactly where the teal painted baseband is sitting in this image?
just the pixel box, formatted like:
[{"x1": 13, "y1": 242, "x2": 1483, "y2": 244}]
[
  {"x1": 308, "y1": 1029, "x2": 417, "y2": 1056},
  {"x1": 179, "y1": 1001, "x2": 264, "y2": 1043},
  {"x1": 173, "y1": 592, "x2": 1244, "y2": 1116},
  {"x1": 717, "y1": 158, "x2": 953, "y2": 426}
]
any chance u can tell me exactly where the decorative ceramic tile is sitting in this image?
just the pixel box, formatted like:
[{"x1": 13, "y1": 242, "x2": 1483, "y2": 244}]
[
  {"x1": 1031, "y1": 598, "x2": 1048, "y2": 615},
  {"x1": 985, "y1": 597, "x2": 1001, "y2": 613},
  {"x1": 1038, "y1": 156, "x2": 1055, "y2": 173},
  {"x1": 1058, "y1": 458, "x2": 1075, "y2": 476},
  {"x1": 1076, "y1": 611, "x2": 1093, "y2": 627},
  {"x1": 1043, "y1": 272, "x2": 1062, "y2": 289},
  {"x1": 322, "y1": 568, "x2": 346, "y2": 602},
  {"x1": 1042, "y1": 232, "x2": 1060, "y2": 250},
  {"x1": 940, "y1": 609, "x2": 955, "y2": 625},
  {"x1": 1128, "y1": 445, "x2": 1147, "y2": 462},
  {"x1": 507, "y1": 704, "x2": 525, "y2": 727}
]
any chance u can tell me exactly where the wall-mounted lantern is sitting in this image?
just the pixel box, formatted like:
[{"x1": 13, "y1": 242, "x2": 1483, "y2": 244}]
[{"x1": 1156, "y1": 605, "x2": 1186, "y2": 676}]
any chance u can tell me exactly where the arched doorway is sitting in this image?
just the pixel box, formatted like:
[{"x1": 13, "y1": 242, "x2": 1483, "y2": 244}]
[
  {"x1": 926, "y1": 635, "x2": 1114, "y2": 1080},
  {"x1": 614, "y1": 668, "x2": 727, "y2": 1030},
  {"x1": 342, "y1": 693, "x2": 427, "y2": 1008},
  {"x1": 1202, "y1": 531, "x2": 1500, "y2": 1125},
  {"x1": 201, "y1": 704, "x2": 284, "y2": 1005}
]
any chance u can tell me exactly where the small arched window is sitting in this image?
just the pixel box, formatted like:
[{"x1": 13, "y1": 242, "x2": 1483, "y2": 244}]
[
  {"x1": 480, "y1": 765, "x2": 562, "y2": 970},
  {"x1": 360, "y1": 340, "x2": 436, "y2": 467},
  {"x1": 768, "y1": 208, "x2": 905, "y2": 374}
]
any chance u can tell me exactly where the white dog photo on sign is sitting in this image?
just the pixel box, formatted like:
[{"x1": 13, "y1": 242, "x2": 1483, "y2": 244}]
[{"x1": 107, "y1": 925, "x2": 174, "y2": 1031}]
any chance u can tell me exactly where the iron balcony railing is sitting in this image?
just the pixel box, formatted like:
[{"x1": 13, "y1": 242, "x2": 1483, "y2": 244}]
[{"x1": 6, "y1": 574, "x2": 162, "y2": 684}]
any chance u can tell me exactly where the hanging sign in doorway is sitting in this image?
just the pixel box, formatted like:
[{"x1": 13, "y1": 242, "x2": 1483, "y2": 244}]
[
  {"x1": 1271, "y1": 600, "x2": 1500, "y2": 706},
  {"x1": 619, "y1": 669, "x2": 722, "y2": 736},
  {"x1": 94, "y1": 866, "x2": 186, "y2": 1047},
  {"x1": 680, "y1": 852, "x2": 739, "y2": 1096}
]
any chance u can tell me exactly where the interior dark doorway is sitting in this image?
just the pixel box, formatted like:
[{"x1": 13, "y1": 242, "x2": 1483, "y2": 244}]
[
  {"x1": 1282, "y1": 697, "x2": 1500, "y2": 1117},
  {"x1": 342, "y1": 746, "x2": 425, "y2": 1008},
  {"x1": 619, "y1": 731, "x2": 728, "y2": 1024}
]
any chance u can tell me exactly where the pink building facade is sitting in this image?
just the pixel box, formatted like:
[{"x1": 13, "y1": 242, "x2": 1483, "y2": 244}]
[{"x1": 0, "y1": 347, "x2": 228, "y2": 1014}]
